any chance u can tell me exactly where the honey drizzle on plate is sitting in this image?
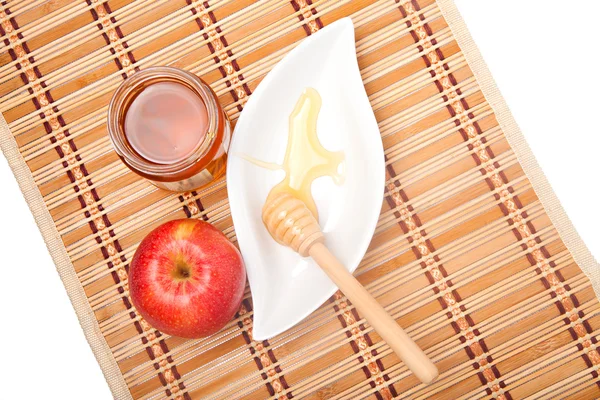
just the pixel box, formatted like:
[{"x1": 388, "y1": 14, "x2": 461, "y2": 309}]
[
  {"x1": 239, "y1": 88, "x2": 344, "y2": 219},
  {"x1": 235, "y1": 153, "x2": 282, "y2": 171}
]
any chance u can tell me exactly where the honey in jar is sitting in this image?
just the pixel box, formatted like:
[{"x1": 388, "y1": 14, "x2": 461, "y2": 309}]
[{"x1": 107, "y1": 67, "x2": 230, "y2": 192}]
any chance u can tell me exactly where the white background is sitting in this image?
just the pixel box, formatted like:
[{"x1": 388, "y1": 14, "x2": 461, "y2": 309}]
[{"x1": 0, "y1": 1, "x2": 598, "y2": 399}]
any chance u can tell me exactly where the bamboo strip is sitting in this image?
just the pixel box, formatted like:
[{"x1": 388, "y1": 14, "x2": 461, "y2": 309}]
[
  {"x1": 71, "y1": 182, "x2": 226, "y2": 264},
  {"x1": 355, "y1": 4, "x2": 439, "y2": 54},
  {"x1": 0, "y1": 0, "x2": 45, "y2": 19},
  {"x1": 0, "y1": 0, "x2": 226, "y2": 99},
  {"x1": 211, "y1": 7, "x2": 444, "y2": 105},
  {"x1": 494, "y1": 331, "x2": 598, "y2": 398},
  {"x1": 369, "y1": 54, "x2": 466, "y2": 111},
  {"x1": 377, "y1": 130, "x2": 505, "y2": 233},
  {"x1": 390, "y1": 277, "x2": 594, "y2": 400},
  {"x1": 76, "y1": 183, "x2": 227, "y2": 280},
  {"x1": 11, "y1": 1, "x2": 93, "y2": 42},
  {"x1": 336, "y1": 298, "x2": 599, "y2": 400},
  {"x1": 20, "y1": 112, "x2": 107, "y2": 165},
  {"x1": 44, "y1": 162, "x2": 129, "y2": 211},
  {"x1": 379, "y1": 80, "x2": 480, "y2": 138},
  {"x1": 57, "y1": 180, "x2": 154, "y2": 235},
  {"x1": 0, "y1": 0, "x2": 168, "y2": 83},
  {"x1": 558, "y1": 381, "x2": 600, "y2": 400},
  {"x1": 535, "y1": 374, "x2": 599, "y2": 400},
  {"x1": 34, "y1": 137, "x2": 111, "y2": 185},
  {"x1": 455, "y1": 305, "x2": 598, "y2": 400}
]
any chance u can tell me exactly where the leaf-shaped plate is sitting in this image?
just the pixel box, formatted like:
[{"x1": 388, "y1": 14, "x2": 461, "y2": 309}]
[{"x1": 227, "y1": 18, "x2": 385, "y2": 340}]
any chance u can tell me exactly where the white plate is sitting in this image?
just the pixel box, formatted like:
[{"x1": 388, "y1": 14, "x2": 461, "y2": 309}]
[{"x1": 227, "y1": 18, "x2": 385, "y2": 340}]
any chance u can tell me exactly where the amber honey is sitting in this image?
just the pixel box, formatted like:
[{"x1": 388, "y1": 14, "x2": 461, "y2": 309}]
[
  {"x1": 107, "y1": 67, "x2": 230, "y2": 192},
  {"x1": 240, "y1": 88, "x2": 344, "y2": 219}
]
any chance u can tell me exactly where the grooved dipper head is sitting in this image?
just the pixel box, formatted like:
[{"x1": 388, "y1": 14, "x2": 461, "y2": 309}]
[{"x1": 262, "y1": 192, "x2": 325, "y2": 257}]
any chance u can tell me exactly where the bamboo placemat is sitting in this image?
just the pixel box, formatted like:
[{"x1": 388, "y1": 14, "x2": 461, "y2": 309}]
[{"x1": 2, "y1": 0, "x2": 600, "y2": 398}]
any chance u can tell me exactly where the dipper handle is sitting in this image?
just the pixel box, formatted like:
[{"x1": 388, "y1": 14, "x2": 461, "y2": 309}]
[
  {"x1": 262, "y1": 192, "x2": 438, "y2": 384},
  {"x1": 309, "y1": 242, "x2": 438, "y2": 384}
]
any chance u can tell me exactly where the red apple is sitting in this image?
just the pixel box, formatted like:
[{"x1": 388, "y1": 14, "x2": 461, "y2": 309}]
[{"x1": 129, "y1": 219, "x2": 246, "y2": 338}]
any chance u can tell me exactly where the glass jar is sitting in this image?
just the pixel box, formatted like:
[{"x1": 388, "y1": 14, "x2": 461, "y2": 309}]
[{"x1": 107, "y1": 66, "x2": 230, "y2": 192}]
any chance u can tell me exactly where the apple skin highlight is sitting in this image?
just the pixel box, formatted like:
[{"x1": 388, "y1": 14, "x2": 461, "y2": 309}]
[{"x1": 129, "y1": 219, "x2": 246, "y2": 338}]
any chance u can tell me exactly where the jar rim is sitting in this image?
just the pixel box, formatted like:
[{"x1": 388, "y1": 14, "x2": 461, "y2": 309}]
[{"x1": 107, "y1": 67, "x2": 222, "y2": 181}]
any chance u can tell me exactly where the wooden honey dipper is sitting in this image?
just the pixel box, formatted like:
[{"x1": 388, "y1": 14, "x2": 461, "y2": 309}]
[{"x1": 263, "y1": 192, "x2": 439, "y2": 384}]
